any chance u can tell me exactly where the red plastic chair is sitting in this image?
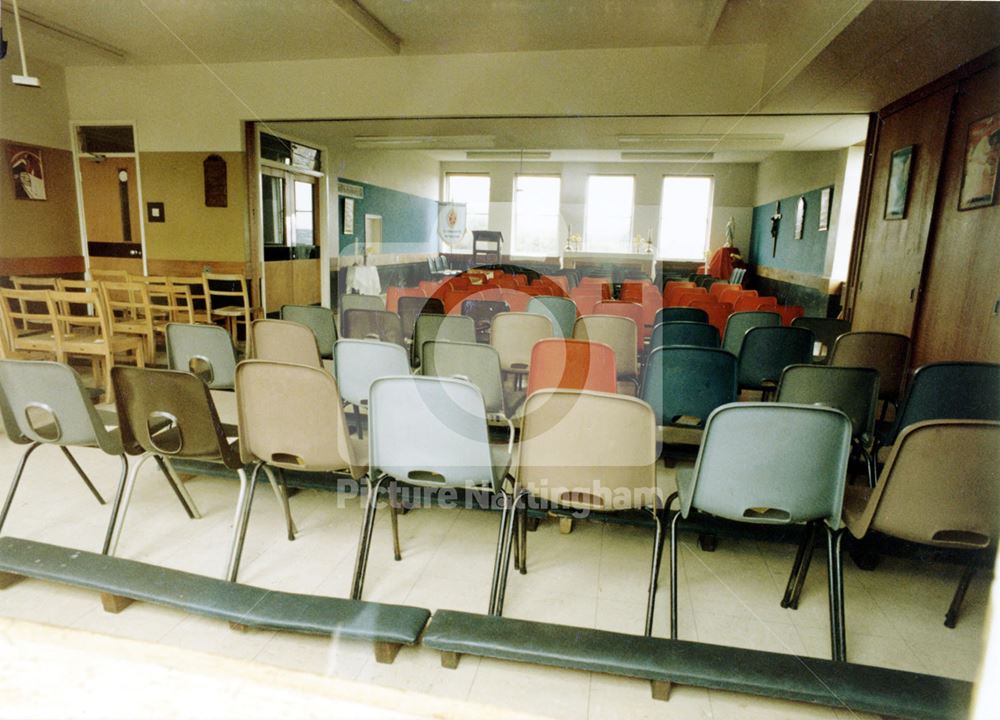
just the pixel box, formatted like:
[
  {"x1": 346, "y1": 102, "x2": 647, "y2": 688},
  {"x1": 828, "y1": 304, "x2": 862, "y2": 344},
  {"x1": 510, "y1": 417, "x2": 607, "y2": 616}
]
[
  {"x1": 442, "y1": 290, "x2": 472, "y2": 314},
  {"x1": 754, "y1": 296, "x2": 779, "y2": 310},
  {"x1": 569, "y1": 289, "x2": 599, "y2": 316},
  {"x1": 709, "y1": 283, "x2": 741, "y2": 300},
  {"x1": 512, "y1": 274, "x2": 528, "y2": 286},
  {"x1": 592, "y1": 300, "x2": 644, "y2": 351},
  {"x1": 718, "y1": 287, "x2": 752, "y2": 306},
  {"x1": 663, "y1": 281, "x2": 696, "y2": 306},
  {"x1": 385, "y1": 286, "x2": 424, "y2": 313},
  {"x1": 537, "y1": 275, "x2": 569, "y2": 293},
  {"x1": 734, "y1": 293, "x2": 768, "y2": 312},
  {"x1": 673, "y1": 287, "x2": 709, "y2": 308},
  {"x1": 499, "y1": 289, "x2": 531, "y2": 313},
  {"x1": 419, "y1": 280, "x2": 442, "y2": 296},
  {"x1": 526, "y1": 338, "x2": 617, "y2": 395},
  {"x1": 619, "y1": 281, "x2": 650, "y2": 303},
  {"x1": 776, "y1": 305, "x2": 805, "y2": 326},
  {"x1": 689, "y1": 299, "x2": 732, "y2": 336},
  {"x1": 579, "y1": 277, "x2": 612, "y2": 300}
]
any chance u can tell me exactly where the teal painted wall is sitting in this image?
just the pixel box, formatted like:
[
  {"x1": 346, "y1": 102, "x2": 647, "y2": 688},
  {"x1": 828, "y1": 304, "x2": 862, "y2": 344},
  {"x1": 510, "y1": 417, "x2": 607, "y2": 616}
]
[
  {"x1": 338, "y1": 178, "x2": 438, "y2": 255},
  {"x1": 750, "y1": 186, "x2": 832, "y2": 275}
]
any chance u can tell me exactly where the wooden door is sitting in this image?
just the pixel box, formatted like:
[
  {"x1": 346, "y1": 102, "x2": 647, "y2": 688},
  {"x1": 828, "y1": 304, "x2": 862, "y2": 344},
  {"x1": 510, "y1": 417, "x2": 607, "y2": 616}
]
[{"x1": 79, "y1": 156, "x2": 143, "y2": 272}]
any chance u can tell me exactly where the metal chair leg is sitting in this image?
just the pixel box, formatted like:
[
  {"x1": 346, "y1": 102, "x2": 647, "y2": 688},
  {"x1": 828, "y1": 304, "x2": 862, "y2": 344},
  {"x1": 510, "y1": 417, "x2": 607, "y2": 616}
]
[
  {"x1": 259, "y1": 465, "x2": 296, "y2": 540},
  {"x1": 107, "y1": 452, "x2": 154, "y2": 555},
  {"x1": 59, "y1": 446, "x2": 105, "y2": 505},
  {"x1": 860, "y1": 445, "x2": 877, "y2": 488},
  {"x1": 644, "y1": 508, "x2": 666, "y2": 637},
  {"x1": 350, "y1": 475, "x2": 385, "y2": 600},
  {"x1": 226, "y1": 466, "x2": 259, "y2": 582},
  {"x1": 669, "y1": 510, "x2": 682, "y2": 639},
  {"x1": 154, "y1": 456, "x2": 201, "y2": 519},
  {"x1": 826, "y1": 526, "x2": 846, "y2": 662},
  {"x1": 782, "y1": 521, "x2": 817, "y2": 609},
  {"x1": 488, "y1": 489, "x2": 514, "y2": 616},
  {"x1": 945, "y1": 562, "x2": 977, "y2": 628},
  {"x1": 388, "y1": 479, "x2": 401, "y2": 561},
  {"x1": 0, "y1": 442, "x2": 41, "y2": 535},
  {"x1": 494, "y1": 489, "x2": 526, "y2": 616},
  {"x1": 518, "y1": 498, "x2": 527, "y2": 575},
  {"x1": 101, "y1": 455, "x2": 130, "y2": 554}
]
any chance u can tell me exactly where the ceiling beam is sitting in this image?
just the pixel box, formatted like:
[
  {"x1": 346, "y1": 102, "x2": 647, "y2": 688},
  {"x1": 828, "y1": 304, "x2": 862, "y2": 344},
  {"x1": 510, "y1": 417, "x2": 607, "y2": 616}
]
[
  {"x1": 327, "y1": 0, "x2": 401, "y2": 55},
  {"x1": 0, "y1": 5, "x2": 128, "y2": 61}
]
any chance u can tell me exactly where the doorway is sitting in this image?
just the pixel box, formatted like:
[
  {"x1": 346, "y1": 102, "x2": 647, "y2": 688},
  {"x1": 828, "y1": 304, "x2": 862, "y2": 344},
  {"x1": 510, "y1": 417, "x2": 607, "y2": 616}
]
[{"x1": 364, "y1": 214, "x2": 383, "y2": 257}]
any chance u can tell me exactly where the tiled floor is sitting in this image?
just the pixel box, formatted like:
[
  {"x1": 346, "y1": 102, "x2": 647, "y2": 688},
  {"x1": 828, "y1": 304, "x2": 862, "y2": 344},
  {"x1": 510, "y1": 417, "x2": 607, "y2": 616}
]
[{"x1": 0, "y1": 435, "x2": 991, "y2": 719}]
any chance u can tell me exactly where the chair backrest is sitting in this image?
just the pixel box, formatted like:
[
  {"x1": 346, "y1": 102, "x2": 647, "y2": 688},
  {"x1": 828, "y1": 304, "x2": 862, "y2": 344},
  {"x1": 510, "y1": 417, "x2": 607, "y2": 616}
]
[
  {"x1": 334, "y1": 338, "x2": 411, "y2": 407},
  {"x1": 886, "y1": 362, "x2": 1000, "y2": 444},
  {"x1": 516, "y1": 389, "x2": 658, "y2": 511},
  {"x1": 421, "y1": 340, "x2": 505, "y2": 415},
  {"x1": 342, "y1": 308, "x2": 404, "y2": 346},
  {"x1": 0, "y1": 287, "x2": 60, "y2": 352},
  {"x1": 682, "y1": 403, "x2": 851, "y2": 526},
  {"x1": 527, "y1": 296, "x2": 577, "y2": 338},
  {"x1": 791, "y1": 316, "x2": 851, "y2": 362},
  {"x1": 641, "y1": 346, "x2": 737, "y2": 428},
  {"x1": 280, "y1": 305, "x2": 337, "y2": 359},
  {"x1": 112, "y1": 365, "x2": 236, "y2": 465},
  {"x1": 202, "y1": 272, "x2": 250, "y2": 313},
  {"x1": 49, "y1": 289, "x2": 113, "y2": 342},
  {"x1": 339, "y1": 293, "x2": 385, "y2": 320},
  {"x1": 737, "y1": 326, "x2": 815, "y2": 391},
  {"x1": 654, "y1": 307, "x2": 709, "y2": 325},
  {"x1": 828, "y1": 332, "x2": 910, "y2": 403},
  {"x1": 855, "y1": 420, "x2": 1000, "y2": 548},
  {"x1": 10, "y1": 276, "x2": 57, "y2": 293},
  {"x1": 398, "y1": 296, "x2": 444, "y2": 342},
  {"x1": 777, "y1": 364, "x2": 880, "y2": 441},
  {"x1": 385, "y1": 286, "x2": 424, "y2": 313},
  {"x1": 0, "y1": 360, "x2": 121, "y2": 453},
  {"x1": 572, "y1": 315, "x2": 638, "y2": 379},
  {"x1": 236, "y1": 360, "x2": 364, "y2": 477},
  {"x1": 369, "y1": 375, "x2": 500, "y2": 489},
  {"x1": 165, "y1": 322, "x2": 238, "y2": 390},
  {"x1": 722, "y1": 311, "x2": 782, "y2": 356},
  {"x1": 411, "y1": 314, "x2": 476, "y2": 367},
  {"x1": 489, "y1": 312, "x2": 554, "y2": 372},
  {"x1": 526, "y1": 338, "x2": 617, "y2": 395},
  {"x1": 591, "y1": 301, "x2": 644, "y2": 351},
  {"x1": 461, "y1": 299, "x2": 510, "y2": 341},
  {"x1": 649, "y1": 321, "x2": 720, "y2": 350},
  {"x1": 251, "y1": 319, "x2": 323, "y2": 368}
]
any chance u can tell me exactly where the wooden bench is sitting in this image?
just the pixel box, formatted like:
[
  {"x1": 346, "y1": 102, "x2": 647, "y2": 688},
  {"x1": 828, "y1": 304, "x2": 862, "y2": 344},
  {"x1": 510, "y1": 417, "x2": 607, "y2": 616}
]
[
  {"x1": 0, "y1": 536, "x2": 429, "y2": 664},
  {"x1": 422, "y1": 610, "x2": 972, "y2": 719}
]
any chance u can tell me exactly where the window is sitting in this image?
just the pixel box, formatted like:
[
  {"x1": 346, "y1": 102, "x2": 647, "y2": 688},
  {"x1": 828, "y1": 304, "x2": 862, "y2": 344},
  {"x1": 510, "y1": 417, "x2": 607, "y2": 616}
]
[
  {"x1": 445, "y1": 174, "x2": 491, "y2": 253},
  {"x1": 512, "y1": 175, "x2": 561, "y2": 257},
  {"x1": 584, "y1": 175, "x2": 634, "y2": 253},
  {"x1": 657, "y1": 176, "x2": 713, "y2": 261}
]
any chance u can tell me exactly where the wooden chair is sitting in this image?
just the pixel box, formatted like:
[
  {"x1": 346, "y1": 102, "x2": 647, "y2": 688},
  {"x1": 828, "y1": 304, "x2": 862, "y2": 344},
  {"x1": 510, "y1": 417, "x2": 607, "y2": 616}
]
[
  {"x1": 203, "y1": 273, "x2": 255, "y2": 352},
  {"x1": 101, "y1": 280, "x2": 157, "y2": 359},
  {"x1": 167, "y1": 276, "x2": 211, "y2": 323},
  {"x1": 0, "y1": 287, "x2": 62, "y2": 360}
]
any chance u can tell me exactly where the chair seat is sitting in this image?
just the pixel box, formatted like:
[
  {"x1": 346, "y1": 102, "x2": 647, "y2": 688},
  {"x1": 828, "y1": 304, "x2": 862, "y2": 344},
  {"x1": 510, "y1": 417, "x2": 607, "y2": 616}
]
[{"x1": 213, "y1": 306, "x2": 247, "y2": 317}]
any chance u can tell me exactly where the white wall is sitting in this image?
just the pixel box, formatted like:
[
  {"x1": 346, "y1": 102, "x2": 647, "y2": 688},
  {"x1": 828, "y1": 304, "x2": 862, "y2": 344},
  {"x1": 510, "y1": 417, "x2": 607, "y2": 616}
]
[{"x1": 331, "y1": 149, "x2": 439, "y2": 200}]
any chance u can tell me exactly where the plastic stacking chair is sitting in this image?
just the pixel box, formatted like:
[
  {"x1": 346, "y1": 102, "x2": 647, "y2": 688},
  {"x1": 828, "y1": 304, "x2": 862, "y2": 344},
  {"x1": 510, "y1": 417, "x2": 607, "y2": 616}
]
[
  {"x1": 641, "y1": 347, "x2": 737, "y2": 445},
  {"x1": 108, "y1": 366, "x2": 295, "y2": 582},
  {"x1": 0, "y1": 360, "x2": 137, "y2": 553},
  {"x1": 737, "y1": 325, "x2": 815, "y2": 399},
  {"x1": 338, "y1": 293, "x2": 385, "y2": 333},
  {"x1": 526, "y1": 338, "x2": 617, "y2": 395},
  {"x1": 669, "y1": 402, "x2": 852, "y2": 661},
  {"x1": 572, "y1": 315, "x2": 639, "y2": 394},
  {"x1": 342, "y1": 308, "x2": 404, "y2": 347},
  {"x1": 334, "y1": 339, "x2": 411, "y2": 439},
  {"x1": 165, "y1": 322, "x2": 238, "y2": 390},
  {"x1": 649, "y1": 321, "x2": 720, "y2": 350},
  {"x1": 655, "y1": 307, "x2": 708, "y2": 325},
  {"x1": 234, "y1": 360, "x2": 370, "y2": 582},
  {"x1": 828, "y1": 332, "x2": 910, "y2": 417},
  {"x1": 592, "y1": 301, "x2": 644, "y2": 352},
  {"x1": 777, "y1": 365, "x2": 880, "y2": 490},
  {"x1": 791, "y1": 317, "x2": 851, "y2": 364},
  {"x1": 841, "y1": 420, "x2": 999, "y2": 629},
  {"x1": 385, "y1": 286, "x2": 424, "y2": 313},
  {"x1": 527, "y1": 296, "x2": 577, "y2": 339},
  {"x1": 722, "y1": 311, "x2": 781, "y2": 356},
  {"x1": 250, "y1": 319, "x2": 322, "y2": 368},
  {"x1": 398, "y1": 296, "x2": 444, "y2": 345},
  {"x1": 351, "y1": 376, "x2": 514, "y2": 610},
  {"x1": 203, "y1": 273, "x2": 255, "y2": 352},
  {"x1": 462, "y1": 299, "x2": 509, "y2": 343},
  {"x1": 495, "y1": 389, "x2": 662, "y2": 633},
  {"x1": 410, "y1": 314, "x2": 476, "y2": 368},
  {"x1": 280, "y1": 305, "x2": 337, "y2": 359},
  {"x1": 490, "y1": 312, "x2": 555, "y2": 387},
  {"x1": 421, "y1": 340, "x2": 512, "y2": 424}
]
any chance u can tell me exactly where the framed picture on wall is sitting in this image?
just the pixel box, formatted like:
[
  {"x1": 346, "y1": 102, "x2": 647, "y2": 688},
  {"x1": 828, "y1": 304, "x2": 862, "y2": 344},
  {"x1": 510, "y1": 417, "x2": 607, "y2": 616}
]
[
  {"x1": 343, "y1": 197, "x2": 354, "y2": 235},
  {"x1": 7, "y1": 144, "x2": 46, "y2": 201},
  {"x1": 884, "y1": 145, "x2": 914, "y2": 220},
  {"x1": 958, "y1": 111, "x2": 1000, "y2": 211}
]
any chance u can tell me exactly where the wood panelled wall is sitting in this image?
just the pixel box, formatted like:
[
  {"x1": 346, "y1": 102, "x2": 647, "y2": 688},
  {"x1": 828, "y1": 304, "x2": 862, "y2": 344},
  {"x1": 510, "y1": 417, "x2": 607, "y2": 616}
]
[{"x1": 849, "y1": 50, "x2": 1000, "y2": 365}]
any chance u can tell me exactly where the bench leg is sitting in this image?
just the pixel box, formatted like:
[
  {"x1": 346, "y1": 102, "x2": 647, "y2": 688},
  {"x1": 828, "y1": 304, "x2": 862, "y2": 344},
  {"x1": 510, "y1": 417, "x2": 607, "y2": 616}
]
[
  {"x1": 650, "y1": 680, "x2": 673, "y2": 701},
  {"x1": 0, "y1": 571, "x2": 25, "y2": 589},
  {"x1": 100, "y1": 593, "x2": 134, "y2": 614},
  {"x1": 374, "y1": 641, "x2": 402, "y2": 664},
  {"x1": 559, "y1": 517, "x2": 574, "y2": 534},
  {"x1": 440, "y1": 651, "x2": 461, "y2": 669}
]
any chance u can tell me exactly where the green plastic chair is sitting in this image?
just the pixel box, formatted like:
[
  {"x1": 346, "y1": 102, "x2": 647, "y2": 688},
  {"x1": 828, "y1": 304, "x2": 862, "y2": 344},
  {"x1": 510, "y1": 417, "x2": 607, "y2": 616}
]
[
  {"x1": 737, "y1": 325, "x2": 815, "y2": 398},
  {"x1": 527, "y1": 296, "x2": 577, "y2": 338},
  {"x1": 722, "y1": 311, "x2": 781, "y2": 357},
  {"x1": 342, "y1": 308, "x2": 404, "y2": 347},
  {"x1": 334, "y1": 338, "x2": 411, "y2": 438},
  {"x1": 338, "y1": 293, "x2": 384, "y2": 329},
  {"x1": 166, "y1": 322, "x2": 238, "y2": 391},
  {"x1": 669, "y1": 402, "x2": 852, "y2": 661},
  {"x1": 654, "y1": 307, "x2": 709, "y2": 325},
  {"x1": 791, "y1": 316, "x2": 851, "y2": 363},
  {"x1": 410, "y1": 314, "x2": 476, "y2": 368},
  {"x1": 649, "y1": 321, "x2": 720, "y2": 350},
  {"x1": 281, "y1": 304, "x2": 337, "y2": 359},
  {"x1": 641, "y1": 346, "x2": 737, "y2": 435}
]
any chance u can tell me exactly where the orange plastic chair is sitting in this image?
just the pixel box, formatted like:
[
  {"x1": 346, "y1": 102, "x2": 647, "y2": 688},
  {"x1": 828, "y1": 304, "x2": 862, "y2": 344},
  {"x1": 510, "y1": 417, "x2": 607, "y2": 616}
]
[
  {"x1": 385, "y1": 286, "x2": 424, "y2": 313},
  {"x1": 499, "y1": 289, "x2": 531, "y2": 313},
  {"x1": 569, "y1": 289, "x2": 599, "y2": 316},
  {"x1": 674, "y1": 287, "x2": 709, "y2": 307},
  {"x1": 718, "y1": 287, "x2": 751, "y2": 306},
  {"x1": 753, "y1": 296, "x2": 779, "y2": 310},
  {"x1": 689, "y1": 299, "x2": 732, "y2": 336},
  {"x1": 734, "y1": 293, "x2": 767, "y2": 312},
  {"x1": 419, "y1": 280, "x2": 442, "y2": 296},
  {"x1": 511, "y1": 274, "x2": 528, "y2": 286},
  {"x1": 709, "y1": 283, "x2": 741, "y2": 300},
  {"x1": 777, "y1": 305, "x2": 805, "y2": 326},
  {"x1": 443, "y1": 290, "x2": 472, "y2": 314},
  {"x1": 526, "y1": 338, "x2": 617, "y2": 395},
  {"x1": 579, "y1": 277, "x2": 612, "y2": 300},
  {"x1": 537, "y1": 275, "x2": 569, "y2": 293},
  {"x1": 592, "y1": 300, "x2": 644, "y2": 351},
  {"x1": 662, "y1": 281, "x2": 696, "y2": 306},
  {"x1": 619, "y1": 281, "x2": 648, "y2": 303}
]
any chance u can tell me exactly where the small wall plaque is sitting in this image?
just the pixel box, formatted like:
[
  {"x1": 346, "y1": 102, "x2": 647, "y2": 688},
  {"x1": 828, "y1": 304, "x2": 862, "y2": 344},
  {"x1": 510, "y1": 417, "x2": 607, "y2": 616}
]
[{"x1": 203, "y1": 154, "x2": 227, "y2": 207}]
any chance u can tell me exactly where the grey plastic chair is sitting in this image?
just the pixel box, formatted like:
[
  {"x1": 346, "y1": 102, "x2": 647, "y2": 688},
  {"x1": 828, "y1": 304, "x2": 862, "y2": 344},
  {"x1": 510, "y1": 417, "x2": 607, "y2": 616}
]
[
  {"x1": 828, "y1": 332, "x2": 910, "y2": 416},
  {"x1": 641, "y1": 346, "x2": 737, "y2": 437},
  {"x1": 411, "y1": 314, "x2": 476, "y2": 368},
  {"x1": 166, "y1": 322, "x2": 238, "y2": 390},
  {"x1": 251, "y1": 319, "x2": 323, "y2": 368},
  {"x1": 351, "y1": 375, "x2": 514, "y2": 610},
  {"x1": 421, "y1": 339, "x2": 510, "y2": 421},
  {"x1": 281, "y1": 304, "x2": 337, "y2": 359},
  {"x1": 0, "y1": 360, "x2": 138, "y2": 554},
  {"x1": 669, "y1": 402, "x2": 852, "y2": 661},
  {"x1": 722, "y1": 311, "x2": 781, "y2": 357},
  {"x1": 791, "y1": 317, "x2": 851, "y2": 363},
  {"x1": 649, "y1": 321, "x2": 720, "y2": 350},
  {"x1": 338, "y1": 292, "x2": 384, "y2": 324},
  {"x1": 528, "y1": 296, "x2": 577, "y2": 338},
  {"x1": 342, "y1": 308, "x2": 404, "y2": 347},
  {"x1": 737, "y1": 325, "x2": 815, "y2": 399},
  {"x1": 398, "y1": 296, "x2": 444, "y2": 344},
  {"x1": 334, "y1": 339, "x2": 411, "y2": 438},
  {"x1": 655, "y1": 307, "x2": 709, "y2": 325}
]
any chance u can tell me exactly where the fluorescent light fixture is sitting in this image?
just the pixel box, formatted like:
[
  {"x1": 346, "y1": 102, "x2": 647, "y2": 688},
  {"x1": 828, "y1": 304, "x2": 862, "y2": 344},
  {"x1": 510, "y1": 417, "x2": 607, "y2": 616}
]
[
  {"x1": 617, "y1": 133, "x2": 783, "y2": 147},
  {"x1": 354, "y1": 135, "x2": 495, "y2": 149},
  {"x1": 354, "y1": 136, "x2": 437, "y2": 147},
  {"x1": 465, "y1": 151, "x2": 551, "y2": 160},
  {"x1": 620, "y1": 151, "x2": 713, "y2": 161}
]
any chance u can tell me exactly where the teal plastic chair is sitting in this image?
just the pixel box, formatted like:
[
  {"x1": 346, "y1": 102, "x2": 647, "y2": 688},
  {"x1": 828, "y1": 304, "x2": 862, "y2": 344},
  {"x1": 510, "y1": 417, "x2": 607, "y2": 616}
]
[
  {"x1": 334, "y1": 339, "x2": 411, "y2": 438},
  {"x1": 410, "y1": 314, "x2": 476, "y2": 368},
  {"x1": 722, "y1": 311, "x2": 781, "y2": 357},
  {"x1": 281, "y1": 304, "x2": 337, "y2": 359},
  {"x1": 669, "y1": 402, "x2": 852, "y2": 661},
  {"x1": 641, "y1": 346, "x2": 737, "y2": 433},
  {"x1": 0, "y1": 360, "x2": 136, "y2": 554},
  {"x1": 655, "y1": 307, "x2": 709, "y2": 325},
  {"x1": 166, "y1": 322, "x2": 238, "y2": 390},
  {"x1": 527, "y1": 296, "x2": 577, "y2": 338},
  {"x1": 649, "y1": 321, "x2": 720, "y2": 350},
  {"x1": 351, "y1": 375, "x2": 514, "y2": 609},
  {"x1": 791, "y1": 316, "x2": 851, "y2": 363},
  {"x1": 737, "y1": 325, "x2": 815, "y2": 398}
]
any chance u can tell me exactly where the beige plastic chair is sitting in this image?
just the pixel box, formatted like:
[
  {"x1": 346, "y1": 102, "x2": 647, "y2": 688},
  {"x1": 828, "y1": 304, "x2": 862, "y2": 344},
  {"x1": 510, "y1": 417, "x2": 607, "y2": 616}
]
[
  {"x1": 843, "y1": 419, "x2": 999, "y2": 629},
  {"x1": 829, "y1": 332, "x2": 910, "y2": 416},
  {"x1": 250, "y1": 319, "x2": 323, "y2": 368},
  {"x1": 203, "y1": 272, "x2": 255, "y2": 352},
  {"x1": 572, "y1": 314, "x2": 639, "y2": 395},
  {"x1": 495, "y1": 388, "x2": 662, "y2": 634},
  {"x1": 490, "y1": 312, "x2": 554, "y2": 389}
]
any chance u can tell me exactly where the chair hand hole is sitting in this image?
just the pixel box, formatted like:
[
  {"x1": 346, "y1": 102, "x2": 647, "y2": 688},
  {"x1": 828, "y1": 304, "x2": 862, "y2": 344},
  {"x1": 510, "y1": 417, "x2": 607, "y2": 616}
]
[
  {"x1": 742, "y1": 507, "x2": 790, "y2": 521},
  {"x1": 560, "y1": 491, "x2": 604, "y2": 509},
  {"x1": 271, "y1": 453, "x2": 306, "y2": 466},
  {"x1": 188, "y1": 356, "x2": 215, "y2": 385},
  {"x1": 408, "y1": 470, "x2": 445, "y2": 483},
  {"x1": 931, "y1": 530, "x2": 989, "y2": 547},
  {"x1": 148, "y1": 411, "x2": 183, "y2": 454},
  {"x1": 24, "y1": 404, "x2": 61, "y2": 442}
]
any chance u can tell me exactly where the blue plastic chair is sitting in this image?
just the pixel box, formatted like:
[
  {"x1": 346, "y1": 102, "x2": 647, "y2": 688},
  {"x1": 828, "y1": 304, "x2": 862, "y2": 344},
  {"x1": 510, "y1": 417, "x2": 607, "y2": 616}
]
[
  {"x1": 649, "y1": 321, "x2": 720, "y2": 350},
  {"x1": 737, "y1": 326, "x2": 815, "y2": 398},
  {"x1": 641, "y1": 346, "x2": 737, "y2": 434},
  {"x1": 654, "y1": 307, "x2": 708, "y2": 325}
]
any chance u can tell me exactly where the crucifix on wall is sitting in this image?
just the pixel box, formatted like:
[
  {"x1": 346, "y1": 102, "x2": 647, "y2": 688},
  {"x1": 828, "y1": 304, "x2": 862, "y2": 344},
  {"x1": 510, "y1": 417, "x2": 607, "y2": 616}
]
[{"x1": 770, "y1": 201, "x2": 783, "y2": 257}]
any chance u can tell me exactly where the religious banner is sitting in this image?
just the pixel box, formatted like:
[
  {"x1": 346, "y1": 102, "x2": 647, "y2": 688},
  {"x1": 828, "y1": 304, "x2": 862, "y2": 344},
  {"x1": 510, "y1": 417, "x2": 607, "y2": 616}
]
[{"x1": 437, "y1": 202, "x2": 467, "y2": 244}]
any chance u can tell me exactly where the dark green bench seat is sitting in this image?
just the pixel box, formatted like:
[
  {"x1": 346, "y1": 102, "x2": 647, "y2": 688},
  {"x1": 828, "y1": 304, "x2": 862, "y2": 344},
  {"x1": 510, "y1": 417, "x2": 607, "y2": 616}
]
[
  {"x1": 0, "y1": 536, "x2": 429, "y2": 664},
  {"x1": 422, "y1": 610, "x2": 972, "y2": 720}
]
